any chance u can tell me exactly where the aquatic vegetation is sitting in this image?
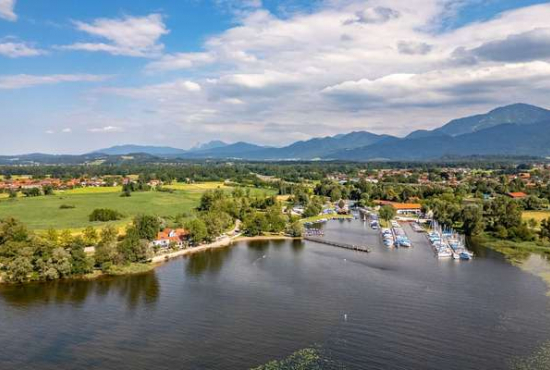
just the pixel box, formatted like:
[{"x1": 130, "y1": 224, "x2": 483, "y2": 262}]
[
  {"x1": 511, "y1": 341, "x2": 550, "y2": 370},
  {"x1": 251, "y1": 347, "x2": 345, "y2": 370}
]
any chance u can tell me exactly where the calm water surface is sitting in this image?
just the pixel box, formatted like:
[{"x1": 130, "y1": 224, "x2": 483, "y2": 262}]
[{"x1": 1, "y1": 218, "x2": 550, "y2": 369}]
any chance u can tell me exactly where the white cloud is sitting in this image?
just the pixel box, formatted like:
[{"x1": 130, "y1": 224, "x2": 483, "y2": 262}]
[
  {"x1": 60, "y1": 14, "x2": 168, "y2": 57},
  {"x1": 145, "y1": 52, "x2": 215, "y2": 72},
  {"x1": 0, "y1": 74, "x2": 109, "y2": 89},
  {"x1": 95, "y1": 1, "x2": 550, "y2": 141},
  {"x1": 0, "y1": 0, "x2": 16, "y2": 22},
  {"x1": 61, "y1": 128, "x2": 72, "y2": 133},
  {"x1": 322, "y1": 62, "x2": 550, "y2": 106},
  {"x1": 88, "y1": 126, "x2": 124, "y2": 133},
  {"x1": 0, "y1": 42, "x2": 45, "y2": 58}
]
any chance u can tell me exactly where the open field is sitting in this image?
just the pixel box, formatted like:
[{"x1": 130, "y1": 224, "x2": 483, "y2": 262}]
[
  {"x1": 0, "y1": 182, "x2": 277, "y2": 231},
  {"x1": 164, "y1": 182, "x2": 277, "y2": 197},
  {"x1": 523, "y1": 210, "x2": 550, "y2": 226}
]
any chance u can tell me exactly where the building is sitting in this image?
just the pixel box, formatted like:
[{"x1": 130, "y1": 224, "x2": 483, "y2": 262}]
[
  {"x1": 390, "y1": 203, "x2": 422, "y2": 215},
  {"x1": 152, "y1": 228, "x2": 189, "y2": 248},
  {"x1": 507, "y1": 192, "x2": 528, "y2": 199},
  {"x1": 374, "y1": 201, "x2": 422, "y2": 215}
]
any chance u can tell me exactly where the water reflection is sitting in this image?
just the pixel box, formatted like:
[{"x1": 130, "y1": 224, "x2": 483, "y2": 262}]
[
  {"x1": 0, "y1": 271, "x2": 160, "y2": 310},
  {"x1": 185, "y1": 247, "x2": 233, "y2": 277},
  {"x1": 290, "y1": 239, "x2": 305, "y2": 254}
]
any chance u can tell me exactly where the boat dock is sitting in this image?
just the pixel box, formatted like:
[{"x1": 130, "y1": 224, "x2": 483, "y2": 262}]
[{"x1": 304, "y1": 236, "x2": 371, "y2": 253}]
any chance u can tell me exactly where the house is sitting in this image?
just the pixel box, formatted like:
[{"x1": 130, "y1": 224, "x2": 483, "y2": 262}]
[
  {"x1": 390, "y1": 203, "x2": 422, "y2": 215},
  {"x1": 374, "y1": 201, "x2": 422, "y2": 215},
  {"x1": 152, "y1": 228, "x2": 189, "y2": 248},
  {"x1": 507, "y1": 192, "x2": 528, "y2": 199}
]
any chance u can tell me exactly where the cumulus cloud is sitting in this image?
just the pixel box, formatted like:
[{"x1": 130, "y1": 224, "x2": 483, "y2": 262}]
[
  {"x1": 468, "y1": 28, "x2": 550, "y2": 63},
  {"x1": 0, "y1": 74, "x2": 109, "y2": 89},
  {"x1": 60, "y1": 14, "x2": 168, "y2": 57},
  {"x1": 0, "y1": 42, "x2": 45, "y2": 58},
  {"x1": 97, "y1": 1, "x2": 550, "y2": 141},
  {"x1": 397, "y1": 41, "x2": 432, "y2": 55},
  {"x1": 344, "y1": 6, "x2": 400, "y2": 25},
  {"x1": 322, "y1": 62, "x2": 550, "y2": 106},
  {"x1": 0, "y1": 0, "x2": 16, "y2": 21}
]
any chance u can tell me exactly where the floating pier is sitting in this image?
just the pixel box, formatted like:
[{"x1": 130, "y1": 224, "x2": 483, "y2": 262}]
[{"x1": 303, "y1": 236, "x2": 371, "y2": 253}]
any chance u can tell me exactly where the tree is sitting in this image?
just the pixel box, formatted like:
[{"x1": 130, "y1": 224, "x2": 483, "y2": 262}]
[
  {"x1": 22, "y1": 188, "x2": 41, "y2": 197},
  {"x1": 286, "y1": 222, "x2": 304, "y2": 237},
  {"x1": 69, "y1": 237, "x2": 94, "y2": 275},
  {"x1": 329, "y1": 188, "x2": 342, "y2": 202},
  {"x1": 132, "y1": 215, "x2": 160, "y2": 241},
  {"x1": 303, "y1": 198, "x2": 323, "y2": 218},
  {"x1": 201, "y1": 211, "x2": 233, "y2": 239},
  {"x1": 379, "y1": 205, "x2": 396, "y2": 223},
  {"x1": 460, "y1": 204, "x2": 484, "y2": 236},
  {"x1": 539, "y1": 218, "x2": 550, "y2": 240},
  {"x1": 6, "y1": 256, "x2": 33, "y2": 283},
  {"x1": 89, "y1": 208, "x2": 123, "y2": 222},
  {"x1": 0, "y1": 217, "x2": 29, "y2": 244},
  {"x1": 186, "y1": 218, "x2": 208, "y2": 244},
  {"x1": 43, "y1": 185, "x2": 54, "y2": 196},
  {"x1": 82, "y1": 226, "x2": 98, "y2": 247},
  {"x1": 265, "y1": 205, "x2": 286, "y2": 233},
  {"x1": 118, "y1": 226, "x2": 152, "y2": 263},
  {"x1": 94, "y1": 225, "x2": 119, "y2": 268},
  {"x1": 242, "y1": 213, "x2": 268, "y2": 236},
  {"x1": 483, "y1": 196, "x2": 522, "y2": 231}
]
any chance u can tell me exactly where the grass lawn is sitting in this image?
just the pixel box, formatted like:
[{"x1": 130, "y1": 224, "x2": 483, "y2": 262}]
[
  {"x1": 0, "y1": 182, "x2": 277, "y2": 232},
  {"x1": 0, "y1": 190, "x2": 200, "y2": 232}
]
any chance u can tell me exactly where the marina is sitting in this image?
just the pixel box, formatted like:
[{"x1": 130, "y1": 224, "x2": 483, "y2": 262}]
[{"x1": 427, "y1": 221, "x2": 474, "y2": 260}]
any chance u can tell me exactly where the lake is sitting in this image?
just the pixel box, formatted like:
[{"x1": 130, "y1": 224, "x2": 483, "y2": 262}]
[{"x1": 1, "y1": 218, "x2": 550, "y2": 369}]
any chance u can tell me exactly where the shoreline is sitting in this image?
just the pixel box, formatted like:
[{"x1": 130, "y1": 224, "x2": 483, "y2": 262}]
[
  {"x1": 234, "y1": 235, "x2": 301, "y2": 242},
  {"x1": 0, "y1": 234, "x2": 302, "y2": 285}
]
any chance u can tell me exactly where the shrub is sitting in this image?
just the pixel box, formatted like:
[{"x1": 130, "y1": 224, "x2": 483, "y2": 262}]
[
  {"x1": 59, "y1": 204, "x2": 76, "y2": 209},
  {"x1": 89, "y1": 208, "x2": 123, "y2": 222}
]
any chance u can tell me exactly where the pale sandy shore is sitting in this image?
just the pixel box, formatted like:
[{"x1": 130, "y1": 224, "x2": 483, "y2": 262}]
[
  {"x1": 150, "y1": 235, "x2": 239, "y2": 264},
  {"x1": 150, "y1": 234, "x2": 301, "y2": 264}
]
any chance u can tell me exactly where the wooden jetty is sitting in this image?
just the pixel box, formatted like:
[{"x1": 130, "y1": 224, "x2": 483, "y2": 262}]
[{"x1": 303, "y1": 236, "x2": 371, "y2": 253}]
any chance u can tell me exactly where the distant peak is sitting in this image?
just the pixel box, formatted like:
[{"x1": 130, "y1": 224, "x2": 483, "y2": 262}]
[{"x1": 489, "y1": 103, "x2": 549, "y2": 113}]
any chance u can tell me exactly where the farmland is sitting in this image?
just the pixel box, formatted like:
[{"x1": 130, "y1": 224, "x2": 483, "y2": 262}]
[
  {"x1": 523, "y1": 210, "x2": 550, "y2": 226},
  {"x1": 0, "y1": 182, "x2": 276, "y2": 231}
]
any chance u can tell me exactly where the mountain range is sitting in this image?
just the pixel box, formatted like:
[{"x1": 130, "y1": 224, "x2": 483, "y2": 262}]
[{"x1": 4, "y1": 103, "x2": 550, "y2": 163}]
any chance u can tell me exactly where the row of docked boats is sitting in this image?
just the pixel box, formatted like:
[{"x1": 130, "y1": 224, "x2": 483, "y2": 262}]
[
  {"x1": 381, "y1": 220, "x2": 412, "y2": 248},
  {"x1": 427, "y1": 226, "x2": 473, "y2": 260}
]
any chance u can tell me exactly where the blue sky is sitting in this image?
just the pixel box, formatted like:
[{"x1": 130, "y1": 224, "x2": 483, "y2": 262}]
[{"x1": 1, "y1": 0, "x2": 550, "y2": 154}]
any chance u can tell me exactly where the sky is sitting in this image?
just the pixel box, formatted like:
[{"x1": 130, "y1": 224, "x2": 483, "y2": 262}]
[{"x1": 1, "y1": 0, "x2": 550, "y2": 154}]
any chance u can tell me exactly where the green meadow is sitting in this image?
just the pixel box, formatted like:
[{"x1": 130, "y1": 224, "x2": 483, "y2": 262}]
[{"x1": 0, "y1": 182, "x2": 276, "y2": 232}]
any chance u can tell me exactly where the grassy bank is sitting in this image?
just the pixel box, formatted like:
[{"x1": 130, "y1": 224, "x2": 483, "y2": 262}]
[
  {"x1": 473, "y1": 234, "x2": 550, "y2": 262},
  {"x1": 473, "y1": 234, "x2": 550, "y2": 295}
]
